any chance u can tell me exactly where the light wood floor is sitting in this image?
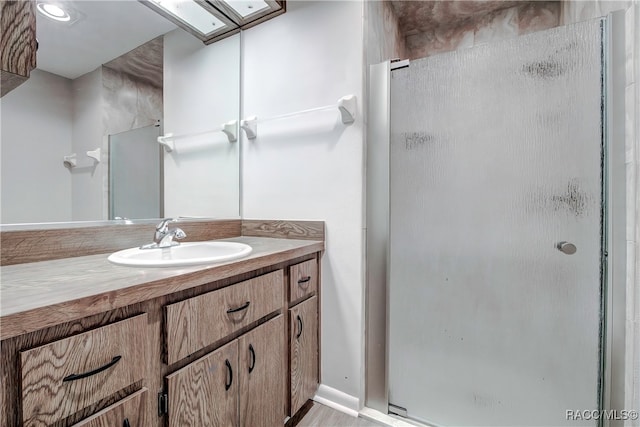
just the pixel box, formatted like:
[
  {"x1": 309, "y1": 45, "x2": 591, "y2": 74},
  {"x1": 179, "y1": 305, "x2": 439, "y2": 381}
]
[{"x1": 296, "y1": 402, "x2": 381, "y2": 427}]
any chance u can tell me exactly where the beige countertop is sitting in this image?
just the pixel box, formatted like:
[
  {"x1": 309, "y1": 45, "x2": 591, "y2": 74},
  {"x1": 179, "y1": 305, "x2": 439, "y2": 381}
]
[{"x1": 0, "y1": 236, "x2": 323, "y2": 340}]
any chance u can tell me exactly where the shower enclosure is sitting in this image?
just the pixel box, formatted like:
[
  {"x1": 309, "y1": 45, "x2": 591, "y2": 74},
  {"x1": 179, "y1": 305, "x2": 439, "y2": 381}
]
[
  {"x1": 108, "y1": 124, "x2": 162, "y2": 220},
  {"x1": 366, "y1": 13, "x2": 627, "y2": 427}
]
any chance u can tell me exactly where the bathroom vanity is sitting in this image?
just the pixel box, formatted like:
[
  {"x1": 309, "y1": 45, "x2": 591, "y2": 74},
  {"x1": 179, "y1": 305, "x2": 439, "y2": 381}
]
[{"x1": 0, "y1": 220, "x2": 322, "y2": 426}]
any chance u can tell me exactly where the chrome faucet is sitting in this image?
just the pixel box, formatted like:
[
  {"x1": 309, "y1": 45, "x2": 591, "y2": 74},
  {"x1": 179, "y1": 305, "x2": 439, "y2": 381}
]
[{"x1": 141, "y1": 218, "x2": 186, "y2": 249}]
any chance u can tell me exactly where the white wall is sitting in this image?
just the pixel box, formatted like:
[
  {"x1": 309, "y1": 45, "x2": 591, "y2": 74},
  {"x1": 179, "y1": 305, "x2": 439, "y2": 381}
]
[
  {"x1": 163, "y1": 29, "x2": 241, "y2": 219},
  {"x1": 241, "y1": 0, "x2": 365, "y2": 405},
  {"x1": 0, "y1": 69, "x2": 73, "y2": 223},
  {"x1": 71, "y1": 67, "x2": 104, "y2": 221}
]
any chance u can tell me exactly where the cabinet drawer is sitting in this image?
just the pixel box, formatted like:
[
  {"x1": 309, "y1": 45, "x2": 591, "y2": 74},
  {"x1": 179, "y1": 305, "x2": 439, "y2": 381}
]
[
  {"x1": 165, "y1": 270, "x2": 284, "y2": 364},
  {"x1": 20, "y1": 314, "x2": 148, "y2": 426},
  {"x1": 72, "y1": 388, "x2": 148, "y2": 427},
  {"x1": 289, "y1": 259, "x2": 317, "y2": 303}
]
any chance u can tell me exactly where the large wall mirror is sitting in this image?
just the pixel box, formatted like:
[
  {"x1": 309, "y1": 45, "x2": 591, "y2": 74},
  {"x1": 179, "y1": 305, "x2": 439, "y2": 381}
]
[{"x1": 0, "y1": 0, "x2": 241, "y2": 227}]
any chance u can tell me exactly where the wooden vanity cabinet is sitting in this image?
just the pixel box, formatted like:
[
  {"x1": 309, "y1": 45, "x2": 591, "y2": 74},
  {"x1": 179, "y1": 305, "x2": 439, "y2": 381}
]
[
  {"x1": 166, "y1": 340, "x2": 239, "y2": 426},
  {"x1": 71, "y1": 388, "x2": 148, "y2": 427},
  {"x1": 2, "y1": 252, "x2": 321, "y2": 427},
  {"x1": 287, "y1": 259, "x2": 320, "y2": 416},
  {"x1": 289, "y1": 296, "x2": 318, "y2": 416},
  {"x1": 165, "y1": 315, "x2": 285, "y2": 427},
  {"x1": 164, "y1": 270, "x2": 284, "y2": 365},
  {"x1": 289, "y1": 259, "x2": 317, "y2": 304},
  {"x1": 20, "y1": 314, "x2": 148, "y2": 426},
  {"x1": 239, "y1": 315, "x2": 286, "y2": 427},
  {"x1": 0, "y1": 0, "x2": 37, "y2": 97}
]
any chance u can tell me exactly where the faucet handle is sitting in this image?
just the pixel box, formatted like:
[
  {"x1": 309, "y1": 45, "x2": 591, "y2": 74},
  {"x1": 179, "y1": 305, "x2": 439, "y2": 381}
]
[
  {"x1": 157, "y1": 227, "x2": 186, "y2": 248},
  {"x1": 144, "y1": 219, "x2": 186, "y2": 249},
  {"x1": 173, "y1": 228, "x2": 187, "y2": 240},
  {"x1": 156, "y1": 218, "x2": 176, "y2": 231}
]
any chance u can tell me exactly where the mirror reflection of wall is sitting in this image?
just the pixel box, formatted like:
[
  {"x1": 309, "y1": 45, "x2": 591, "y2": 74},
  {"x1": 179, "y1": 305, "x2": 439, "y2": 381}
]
[
  {"x1": 0, "y1": 0, "x2": 241, "y2": 225},
  {"x1": 162, "y1": 28, "x2": 240, "y2": 220}
]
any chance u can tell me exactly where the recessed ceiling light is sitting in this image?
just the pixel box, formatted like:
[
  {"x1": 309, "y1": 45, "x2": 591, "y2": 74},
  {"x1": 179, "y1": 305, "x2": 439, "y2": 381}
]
[{"x1": 36, "y1": 2, "x2": 71, "y2": 22}]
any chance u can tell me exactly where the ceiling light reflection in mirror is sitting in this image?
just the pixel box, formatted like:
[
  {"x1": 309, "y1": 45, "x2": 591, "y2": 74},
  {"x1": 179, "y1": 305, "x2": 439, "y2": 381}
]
[
  {"x1": 150, "y1": 0, "x2": 227, "y2": 36},
  {"x1": 226, "y1": 0, "x2": 270, "y2": 17},
  {"x1": 36, "y1": 2, "x2": 71, "y2": 22}
]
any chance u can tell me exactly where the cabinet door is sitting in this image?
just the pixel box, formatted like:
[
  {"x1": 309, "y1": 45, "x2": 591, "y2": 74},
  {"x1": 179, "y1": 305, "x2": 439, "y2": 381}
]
[
  {"x1": 289, "y1": 296, "x2": 318, "y2": 415},
  {"x1": 72, "y1": 388, "x2": 147, "y2": 427},
  {"x1": 239, "y1": 315, "x2": 285, "y2": 427},
  {"x1": 166, "y1": 341, "x2": 238, "y2": 427}
]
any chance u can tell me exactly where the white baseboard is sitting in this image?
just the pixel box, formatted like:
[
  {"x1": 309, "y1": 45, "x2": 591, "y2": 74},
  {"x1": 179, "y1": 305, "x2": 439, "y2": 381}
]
[{"x1": 313, "y1": 384, "x2": 360, "y2": 417}]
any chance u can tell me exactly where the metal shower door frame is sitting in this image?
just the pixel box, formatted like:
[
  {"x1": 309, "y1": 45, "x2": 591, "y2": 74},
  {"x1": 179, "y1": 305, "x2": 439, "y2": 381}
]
[{"x1": 601, "y1": 10, "x2": 627, "y2": 424}]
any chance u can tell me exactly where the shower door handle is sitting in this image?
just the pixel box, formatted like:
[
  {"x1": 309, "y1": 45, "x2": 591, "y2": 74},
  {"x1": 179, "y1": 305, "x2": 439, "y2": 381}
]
[{"x1": 556, "y1": 241, "x2": 577, "y2": 255}]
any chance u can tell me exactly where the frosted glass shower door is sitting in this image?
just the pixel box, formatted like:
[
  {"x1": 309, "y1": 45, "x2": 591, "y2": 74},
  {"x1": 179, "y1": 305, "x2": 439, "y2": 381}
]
[
  {"x1": 388, "y1": 19, "x2": 605, "y2": 426},
  {"x1": 109, "y1": 124, "x2": 162, "y2": 220}
]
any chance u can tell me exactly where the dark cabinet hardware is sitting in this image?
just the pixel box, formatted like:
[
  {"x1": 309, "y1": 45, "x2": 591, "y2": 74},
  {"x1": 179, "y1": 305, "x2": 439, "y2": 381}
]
[
  {"x1": 62, "y1": 355, "x2": 122, "y2": 382},
  {"x1": 158, "y1": 392, "x2": 169, "y2": 416},
  {"x1": 226, "y1": 301, "x2": 250, "y2": 314},
  {"x1": 225, "y1": 359, "x2": 233, "y2": 391},
  {"x1": 298, "y1": 276, "x2": 311, "y2": 285},
  {"x1": 296, "y1": 315, "x2": 303, "y2": 339},
  {"x1": 249, "y1": 344, "x2": 256, "y2": 373},
  {"x1": 123, "y1": 418, "x2": 131, "y2": 427}
]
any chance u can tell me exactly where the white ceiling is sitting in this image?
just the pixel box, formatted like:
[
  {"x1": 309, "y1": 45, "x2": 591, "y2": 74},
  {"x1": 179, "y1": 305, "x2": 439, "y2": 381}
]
[{"x1": 36, "y1": 0, "x2": 177, "y2": 79}]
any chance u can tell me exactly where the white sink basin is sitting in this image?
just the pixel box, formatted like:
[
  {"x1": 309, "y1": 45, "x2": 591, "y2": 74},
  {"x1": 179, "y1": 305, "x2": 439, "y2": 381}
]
[{"x1": 108, "y1": 241, "x2": 252, "y2": 267}]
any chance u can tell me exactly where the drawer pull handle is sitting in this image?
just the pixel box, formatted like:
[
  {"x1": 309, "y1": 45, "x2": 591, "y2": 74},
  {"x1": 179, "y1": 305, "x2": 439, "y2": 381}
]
[
  {"x1": 62, "y1": 355, "x2": 122, "y2": 383},
  {"x1": 296, "y1": 315, "x2": 303, "y2": 339},
  {"x1": 226, "y1": 301, "x2": 250, "y2": 314},
  {"x1": 225, "y1": 359, "x2": 233, "y2": 391},
  {"x1": 248, "y1": 344, "x2": 256, "y2": 373},
  {"x1": 298, "y1": 276, "x2": 312, "y2": 285},
  {"x1": 123, "y1": 418, "x2": 131, "y2": 427}
]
